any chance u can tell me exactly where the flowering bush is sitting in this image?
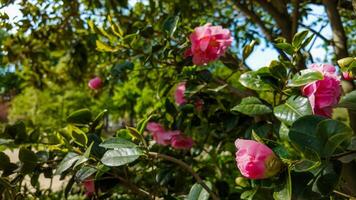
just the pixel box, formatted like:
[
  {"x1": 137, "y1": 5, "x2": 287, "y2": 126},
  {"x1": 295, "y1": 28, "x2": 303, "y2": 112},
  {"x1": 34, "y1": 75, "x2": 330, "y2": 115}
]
[{"x1": 1, "y1": 2, "x2": 356, "y2": 200}]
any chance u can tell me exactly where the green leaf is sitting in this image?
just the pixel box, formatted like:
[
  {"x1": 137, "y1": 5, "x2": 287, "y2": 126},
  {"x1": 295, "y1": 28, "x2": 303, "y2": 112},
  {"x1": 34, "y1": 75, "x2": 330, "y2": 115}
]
[
  {"x1": 231, "y1": 97, "x2": 272, "y2": 116},
  {"x1": 337, "y1": 57, "x2": 354, "y2": 69},
  {"x1": 91, "y1": 109, "x2": 108, "y2": 130},
  {"x1": 69, "y1": 125, "x2": 88, "y2": 147},
  {"x1": 96, "y1": 40, "x2": 118, "y2": 52},
  {"x1": 292, "y1": 30, "x2": 309, "y2": 49},
  {"x1": 0, "y1": 152, "x2": 10, "y2": 170},
  {"x1": 55, "y1": 152, "x2": 80, "y2": 175},
  {"x1": 163, "y1": 16, "x2": 179, "y2": 37},
  {"x1": 275, "y1": 43, "x2": 294, "y2": 55},
  {"x1": 101, "y1": 148, "x2": 142, "y2": 167},
  {"x1": 19, "y1": 148, "x2": 38, "y2": 164},
  {"x1": 289, "y1": 115, "x2": 325, "y2": 154},
  {"x1": 273, "y1": 168, "x2": 292, "y2": 200},
  {"x1": 74, "y1": 142, "x2": 94, "y2": 168},
  {"x1": 240, "y1": 188, "x2": 258, "y2": 200},
  {"x1": 239, "y1": 71, "x2": 274, "y2": 91},
  {"x1": 75, "y1": 166, "x2": 97, "y2": 182},
  {"x1": 337, "y1": 90, "x2": 356, "y2": 110},
  {"x1": 300, "y1": 34, "x2": 314, "y2": 49},
  {"x1": 274, "y1": 96, "x2": 312, "y2": 126},
  {"x1": 314, "y1": 163, "x2": 341, "y2": 195},
  {"x1": 137, "y1": 115, "x2": 153, "y2": 135},
  {"x1": 292, "y1": 148, "x2": 321, "y2": 172},
  {"x1": 243, "y1": 40, "x2": 256, "y2": 60},
  {"x1": 269, "y1": 61, "x2": 287, "y2": 80},
  {"x1": 99, "y1": 138, "x2": 137, "y2": 149},
  {"x1": 67, "y1": 109, "x2": 92, "y2": 124},
  {"x1": 19, "y1": 148, "x2": 38, "y2": 174},
  {"x1": 316, "y1": 119, "x2": 353, "y2": 157},
  {"x1": 287, "y1": 69, "x2": 323, "y2": 87},
  {"x1": 187, "y1": 182, "x2": 212, "y2": 200}
]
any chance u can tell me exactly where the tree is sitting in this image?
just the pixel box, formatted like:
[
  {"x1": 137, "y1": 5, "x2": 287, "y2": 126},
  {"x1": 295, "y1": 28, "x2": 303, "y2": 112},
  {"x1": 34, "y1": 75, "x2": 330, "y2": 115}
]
[{"x1": 0, "y1": 0, "x2": 355, "y2": 199}]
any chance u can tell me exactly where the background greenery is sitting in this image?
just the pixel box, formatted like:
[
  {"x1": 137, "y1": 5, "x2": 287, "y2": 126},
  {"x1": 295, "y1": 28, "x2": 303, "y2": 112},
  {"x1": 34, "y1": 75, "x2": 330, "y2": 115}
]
[{"x1": 0, "y1": 0, "x2": 355, "y2": 199}]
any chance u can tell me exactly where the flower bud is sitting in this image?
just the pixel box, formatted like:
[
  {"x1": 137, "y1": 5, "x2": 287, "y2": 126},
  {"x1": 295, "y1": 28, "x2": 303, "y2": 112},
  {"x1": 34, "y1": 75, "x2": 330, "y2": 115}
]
[
  {"x1": 235, "y1": 139, "x2": 282, "y2": 179},
  {"x1": 88, "y1": 77, "x2": 102, "y2": 90},
  {"x1": 342, "y1": 71, "x2": 355, "y2": 81}
]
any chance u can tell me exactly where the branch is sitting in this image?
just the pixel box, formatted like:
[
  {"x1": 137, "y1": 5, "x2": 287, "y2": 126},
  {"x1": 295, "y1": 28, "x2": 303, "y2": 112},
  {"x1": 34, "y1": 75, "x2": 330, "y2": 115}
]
[
  {"x1": 115, "y1": 176, "x2": 155, "y2": 199},
  {"x1": 299, "y1": 23, "x2": 330, "y2": 45},
  {"x1": 291, "y1": 0, "x2": 300, "y2": 36},
  {"x1": 257, "y1": 1, "x2": 292, "y2": 41},
  {"x1": 231, "y1": 0, "x2": 275, "y2": 41},
  {"x1": 148, "y1": 152, "x2": 220, "y2": 200},
  {"x1": 213, "y1": 78, "x2": 256, "y2": 98},
  {"x1": 322, "y1": 0, "x2": 349, "y2": 59},
  {"x1": 230, "y1": 1, "x2": 290, "y2": 60}
]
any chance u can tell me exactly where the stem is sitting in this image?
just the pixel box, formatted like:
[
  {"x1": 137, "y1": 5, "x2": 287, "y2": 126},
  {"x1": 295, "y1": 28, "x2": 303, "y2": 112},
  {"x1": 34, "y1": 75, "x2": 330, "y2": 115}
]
[
  {"x1": 333, "y1": 190, "x2": 356, "y2": 199},
  {"x1": 148, "y1": 152, "x2": 220, "y2": 200}
]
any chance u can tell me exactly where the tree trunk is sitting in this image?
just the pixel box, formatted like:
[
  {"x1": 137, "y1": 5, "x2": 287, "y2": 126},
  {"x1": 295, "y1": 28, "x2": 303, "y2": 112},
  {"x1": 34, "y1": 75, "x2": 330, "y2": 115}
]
[
  {"x1": 322, "y1": 0, "x2": 356, "y2": 132},
  {"x1": 323, "y1": 0, "x2": 356, "y2": 197}
]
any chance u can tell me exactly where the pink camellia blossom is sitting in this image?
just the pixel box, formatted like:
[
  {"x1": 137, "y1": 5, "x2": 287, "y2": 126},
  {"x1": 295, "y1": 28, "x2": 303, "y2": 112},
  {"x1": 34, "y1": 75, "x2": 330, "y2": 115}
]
[
  {"x1": 147, "y1": 122, "x2": 165, "y2": 133},
  {"x1": 235, "y1": 139, "x2": 282, "y2": 180},
  {"x1": 171, "y1": 134, "x2": 194, "y2": 149},
  {"x1": 88, "y1": 77, "x2": 102, "y2": 90},
  {"x1": 342, "y1": 71, "x2": 355, "y2": 81},
  {"x1": 186, "y1": 23, "x2": 233, "y2": 65},
  {"x1": 152, "y1": 130, "x2": 181, "y2": 146},
  {"x1": 147, "y1": 122, "x2": 180, "y2": 146},
  {"x1": 83, "y1": 179, "x2": 95, "y2": 197},
  {"x1": 302, "y1": 64, "x2": 341, "y2": 118},
  {"x1": 175, "y1": 82, "x2": 187, "y2": 105}
]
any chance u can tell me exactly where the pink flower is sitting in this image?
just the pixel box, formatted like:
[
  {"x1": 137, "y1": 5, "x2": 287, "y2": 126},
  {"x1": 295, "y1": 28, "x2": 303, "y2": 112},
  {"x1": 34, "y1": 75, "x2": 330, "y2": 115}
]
[
  {"x1": 88, "y1": 77, "x2": 102, "y2": 90},
  {"x1": 83, "y1": 179, "x2": 95, "y2": 197},
  {"x1": 152, "y1": 130, "x2": 181, "y2": 146},
  {"x1": 175, "y1": 82, "x2": 187, "y2": 105},
  {"x1": 147, "y1": 122, "x2": 180, "y2": 145},
  {"x1": 187, "y1": 23, "x2": 233, "y2": 65},
  {"x1": 342, "y1": 71, "x2": 355, "y2": 81},
  {"x1": 147, "y1": 122, "x2": 165, "y2": 133},
  {"x1": 171, "y1": 134, "x2": 194, "y2": 149},
  {"x1": 235, "y1": 139, "x2": 282, "y2": 180},
  {"x1": 302, "y1": 64, "x2": 341, "y2": 118}
]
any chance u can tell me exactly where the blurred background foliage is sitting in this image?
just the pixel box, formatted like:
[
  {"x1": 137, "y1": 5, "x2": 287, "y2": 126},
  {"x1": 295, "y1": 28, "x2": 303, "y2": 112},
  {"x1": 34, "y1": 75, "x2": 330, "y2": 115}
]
[
  {"x1": 0, "y1": 0, "x2": 355, "y2": 199},
  {"x1": 0, "y1": 0, "x2": 354, "y2": 129}
]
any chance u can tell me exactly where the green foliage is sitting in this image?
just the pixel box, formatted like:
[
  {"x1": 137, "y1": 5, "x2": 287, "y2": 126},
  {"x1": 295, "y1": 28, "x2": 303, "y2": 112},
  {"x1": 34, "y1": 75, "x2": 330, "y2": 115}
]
[{"x1": 0, "y1": 1, "x2": 356, "y2": 200}]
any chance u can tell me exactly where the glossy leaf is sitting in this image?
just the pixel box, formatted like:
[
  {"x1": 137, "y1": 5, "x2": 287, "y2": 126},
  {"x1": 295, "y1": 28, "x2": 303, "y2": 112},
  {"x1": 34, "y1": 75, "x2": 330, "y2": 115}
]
[
  {"x1": 239, "y1": 71, "x2": 274, "y2": 91},
  {"x1": 99, "y1": 138, "x2": 137, "y2": 149},
  {"x1": 275, "y1": 43, "x2": 294, "y2": 55},
  {"x1": 273, "y1": 168, "x2": 292, "y2": 200},
  {"x1": 187, "y1": 182, "x2": 212, "y2": 200},
  {"x1": 101, "y1": 148, "x2": 142, "y2": 167},
  {"x1": 292, "y1": 30, "x2": 309, "y2": 49},
  {"x1": 316, "y1": 119, "x2": 353, "y2": 157},
  {"x1": 337, "y1": 90, "x2": 356, "y2": 110},
  {"x1": 231, "y1": 97, "x2": 272, "y2": 116},
  {"x1": 55, "y1": 152, "x2": 80, "y2": 175},
  {"x1": 163, "y1": 16, "x2": 179, "y2": 37},
  {"x1": 96, "y1": 40, "x2": 118, "y2": 52},
  {"x1": 274, "y1": 96, "x2": 312, "y2": 126},
  {"x1": 75, "y1": 166, "x2": 97, "y2": 182},
  {"x1": 289, "y1": 115, "x2": 325, "y2": 153},
  {"x1": 287, "y1": 69, "x2": 323, "y2": 87},
  {"x1": 67, "y1": 109, "x2": 92, "y2": 124}
]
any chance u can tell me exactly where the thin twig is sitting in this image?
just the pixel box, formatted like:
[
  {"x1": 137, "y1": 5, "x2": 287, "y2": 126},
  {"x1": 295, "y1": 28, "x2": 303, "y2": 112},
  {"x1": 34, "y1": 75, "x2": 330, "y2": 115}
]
[
  {"x1": 333, "y1": 190, "x2": 356, "y2": 199},
  {"x1": 148, "y1": 152, "x2": 220, "y2": 200}
]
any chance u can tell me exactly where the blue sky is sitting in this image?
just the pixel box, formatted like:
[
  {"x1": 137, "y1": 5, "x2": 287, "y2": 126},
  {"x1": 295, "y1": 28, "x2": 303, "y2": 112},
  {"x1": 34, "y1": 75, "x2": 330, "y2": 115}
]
[{"x1": 1, "y1": 2, "x2": 333, "y2": 70}]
